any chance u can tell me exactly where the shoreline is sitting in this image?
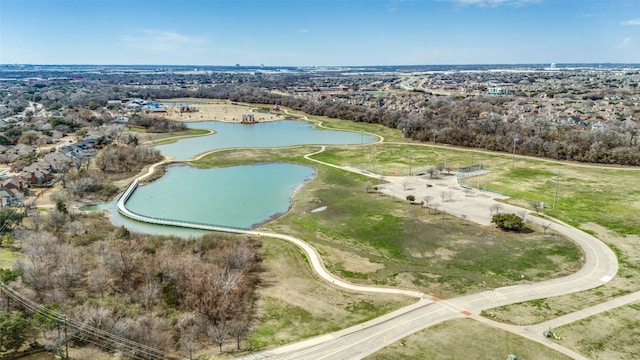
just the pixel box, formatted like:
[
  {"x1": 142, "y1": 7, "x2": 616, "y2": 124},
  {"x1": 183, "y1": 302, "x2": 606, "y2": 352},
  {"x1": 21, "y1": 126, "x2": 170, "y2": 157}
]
[{"x1": 158, "y1": 98, "x2": 287, "y2": 123}]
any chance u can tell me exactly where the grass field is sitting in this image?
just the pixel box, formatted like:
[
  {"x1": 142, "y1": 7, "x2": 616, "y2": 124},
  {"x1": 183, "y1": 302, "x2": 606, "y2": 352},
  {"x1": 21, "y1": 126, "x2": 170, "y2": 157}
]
[
  {"x1": 0, "y1": 248, "x2": 18, "y2": 269},
  {"x1": 145, "y1": 128, "x2": 211, "y2": 145},
  {"x1": 248, "y1": 236, "x2": 412, "y2": 350},
  {"x1": 311, "y1": 142, "x2": 640, "y2": 238},
  {"x1": 552, "y1": 301, "x2": 640, "y2": 359},
  {"x1": 366, "y1": 318, "x2": 572, "y2": 360},
  {"x1": 179, "y1": 109, "x2": 639, "y2": 357},
  {"x1": 192, "y1": 146, "x2": 583, "y2": 300}
]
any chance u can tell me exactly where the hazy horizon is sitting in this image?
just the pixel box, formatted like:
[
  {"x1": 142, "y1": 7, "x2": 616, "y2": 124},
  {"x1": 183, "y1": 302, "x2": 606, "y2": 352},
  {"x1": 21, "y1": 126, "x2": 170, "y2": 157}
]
[
  {"x1": 1, "y1": 0, "x2": 638, "y2": 66},
  {"x1": 2, "y1": 62, "x2": 638, "y2": 68}
]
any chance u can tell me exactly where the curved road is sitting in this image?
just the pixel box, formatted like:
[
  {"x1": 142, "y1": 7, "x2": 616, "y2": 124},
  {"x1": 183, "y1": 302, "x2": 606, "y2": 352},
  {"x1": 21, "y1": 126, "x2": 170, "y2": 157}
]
[
  {"x1": 234, "y1": 148, "x2": 617, "y2": 360},
  {"x1": 118, "y1": 141, "x2": 618, "y2": 359}
]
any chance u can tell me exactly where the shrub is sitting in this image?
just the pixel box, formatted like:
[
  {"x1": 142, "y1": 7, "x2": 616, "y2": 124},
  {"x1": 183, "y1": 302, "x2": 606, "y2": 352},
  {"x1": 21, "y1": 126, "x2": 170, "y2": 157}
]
[
  {"x1": 491, "y1": 213, "x2": 525, "y2": 232},
  {"x1": 406, "y1": 195, "x2": 415, "y2": 202}
]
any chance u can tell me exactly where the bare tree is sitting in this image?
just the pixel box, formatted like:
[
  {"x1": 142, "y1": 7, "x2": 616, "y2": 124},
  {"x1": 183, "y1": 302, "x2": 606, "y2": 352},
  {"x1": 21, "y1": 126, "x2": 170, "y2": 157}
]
[
  {"x1": 364, "y1": 181, "x2": 373, "y2": 193},
  {"x1": 207, "y1": 321, "x2": 229, "y2": 353},
  {"x1": 181, "y1": 335, "x2": 199, "y2": 360},
  {"x1": 26, "y1": 211, "x2": 45, "y2": 232},
  {"x1": 86, "y1": 264, "x2": 109, "y2": 298},
  {"x1": 228, "y1": 318, "x2": 251, "y2": 351},
  {"x1": 55, "y1": 246, "x2": 83, "y2": 298},
  {"x1": 427, "y1": 167, "x2": 439, "y2": 179},
  {"x1": 142, "y1": 273, "x2": 159, "y2": 312},
  {"x1": 47, "y1": 209, "x2": 68, "y2": 234},
  {"x1": 530, "y1": 201, "x2": 543, "y2": 214},
  {"x1": 518, "y1": 210, "x2": 527, "y2": 223},
  {"x1": 15, "y1": 230, "x2": 61, "y2": 299},
  {"x1": 542, "y1": 222, "x2": 552, "y2": 234},
  {"x1": 423, "y1": 195, "x2": 433, "y2": 210},
  {"x1": 402, "y1": 179, "x2": 410, "y2": 191},
  {"x1": 489, "y1": 204, "x2": 503, "y2": 216}
]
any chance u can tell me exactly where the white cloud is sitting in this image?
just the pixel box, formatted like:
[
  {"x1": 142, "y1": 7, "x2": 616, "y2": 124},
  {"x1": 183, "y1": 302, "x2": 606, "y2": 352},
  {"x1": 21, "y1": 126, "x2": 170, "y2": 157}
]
[
  {"x1": 616, "y1": 37, "x2": 633, "y2": 49},
  {"x1": 121, "y1": 29, "x2": 208, "y2": 52},
  {"x1": 620, "y1": 19, "x2": 640, "y2": 26}
]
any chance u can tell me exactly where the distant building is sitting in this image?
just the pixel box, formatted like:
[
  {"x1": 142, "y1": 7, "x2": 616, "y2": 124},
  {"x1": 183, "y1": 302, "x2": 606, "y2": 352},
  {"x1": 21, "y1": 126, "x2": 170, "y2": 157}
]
[{"x1": 487, "y1": 87, "x2": 509, "y2": 95}]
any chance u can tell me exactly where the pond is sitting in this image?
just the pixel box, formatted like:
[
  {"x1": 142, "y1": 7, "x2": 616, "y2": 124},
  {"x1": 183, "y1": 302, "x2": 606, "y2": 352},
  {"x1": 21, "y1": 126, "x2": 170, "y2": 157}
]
[
  {"x1": 124, "y1": 163, "x2": 315, "y2": 230},
  {"x1": 155, "y1": 120, "x2": 377, "y2": 159},
  {"x1": 112, "y1": 119, "x2": 376, "y2": 235}
]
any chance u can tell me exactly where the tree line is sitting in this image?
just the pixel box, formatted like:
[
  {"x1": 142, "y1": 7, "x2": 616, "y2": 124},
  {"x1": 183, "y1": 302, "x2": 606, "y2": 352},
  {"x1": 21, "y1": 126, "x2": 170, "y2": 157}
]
[{"x1": 137, "y1": 85, "x2": 640, "y2": 166}]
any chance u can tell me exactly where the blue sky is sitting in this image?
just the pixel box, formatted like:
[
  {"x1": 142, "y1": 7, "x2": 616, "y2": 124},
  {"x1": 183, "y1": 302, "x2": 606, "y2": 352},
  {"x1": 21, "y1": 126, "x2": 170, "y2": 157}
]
[{"x1": 1, "y1": 0, "x2": 638, "y2": 66}]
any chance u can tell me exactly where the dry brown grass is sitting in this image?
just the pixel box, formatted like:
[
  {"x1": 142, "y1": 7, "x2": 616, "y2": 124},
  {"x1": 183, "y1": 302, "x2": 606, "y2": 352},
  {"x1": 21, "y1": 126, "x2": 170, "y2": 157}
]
[
  {"x1": 366, "y1": 318, "x2": 572, "y2": 360},
  {"x1": 159, "y1": 98, "x2": 285, "y2": 123}
]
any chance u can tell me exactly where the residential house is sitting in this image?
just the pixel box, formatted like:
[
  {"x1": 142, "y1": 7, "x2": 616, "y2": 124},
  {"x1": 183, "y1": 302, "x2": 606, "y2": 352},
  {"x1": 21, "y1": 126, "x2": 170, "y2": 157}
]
[
  {"x1": 1, "y1": 144, "x2": 36, "y2": 163},
  {"x1": 43, "y1": 151, "x2": 74, "y2": 172},
  {"x1": 0, "y1": 190, "x2": 12, "y2": 207},
  {"x1": 21, "y1": 162, "x2": 54, "y2": 186},
  {"x1": 0, "y1": 178, "x2": 26, "y2": 206}
]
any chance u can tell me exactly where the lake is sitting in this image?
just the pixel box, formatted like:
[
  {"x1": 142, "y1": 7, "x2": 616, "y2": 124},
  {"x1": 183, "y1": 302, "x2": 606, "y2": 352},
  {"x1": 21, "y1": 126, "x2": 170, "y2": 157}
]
[
  {"x1": 124, "y1": 163, "x2": 315, "y2": 230},
  {"x1": 113, "y1": 119, "x2": 376, "y2": 235},
  {"x1": 155, "y1": 120, "x2": 377, "y2": 159}
]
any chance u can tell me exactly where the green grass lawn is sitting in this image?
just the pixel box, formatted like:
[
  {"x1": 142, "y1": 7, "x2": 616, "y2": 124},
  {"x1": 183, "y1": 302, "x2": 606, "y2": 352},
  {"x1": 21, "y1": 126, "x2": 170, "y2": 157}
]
[
  {"x1": 148, "y1": 128, "x2": 212, "y2": 145},
  {"x1": 0, "y1": 248, "x2": 18, "y2": 269},
  {"x1": 311, "y1": 142, "x2": 640, "y2": 237},
  {"x1": 192, "y1": 146, "x2": 583, "y2": 298},
  {"x1": 182, "y1": 115, "x2": 638, "y2": 356},
  {"x1": 248, "y1": 236, "x2": 411, "y2": 350}
]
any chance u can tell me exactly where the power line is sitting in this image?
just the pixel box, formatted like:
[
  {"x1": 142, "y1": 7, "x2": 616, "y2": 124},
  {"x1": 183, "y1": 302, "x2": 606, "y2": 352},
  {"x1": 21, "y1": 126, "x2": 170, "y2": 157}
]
[{"x1": 0, "y1": 281, "x2": 185, "y2": 360}]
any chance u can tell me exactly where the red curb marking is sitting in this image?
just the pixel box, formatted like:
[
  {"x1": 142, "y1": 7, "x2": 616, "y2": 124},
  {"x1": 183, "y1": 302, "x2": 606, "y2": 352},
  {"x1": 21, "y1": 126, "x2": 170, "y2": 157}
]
[{"x1": 461, "y1": 311, "x2": 472, "y2": 316}]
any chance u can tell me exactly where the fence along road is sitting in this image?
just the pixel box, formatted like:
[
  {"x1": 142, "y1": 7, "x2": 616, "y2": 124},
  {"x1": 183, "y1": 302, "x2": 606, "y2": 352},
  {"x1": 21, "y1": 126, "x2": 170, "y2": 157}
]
[{"x1": 116, "y1": 147, "x2": 618, "y2": 360}]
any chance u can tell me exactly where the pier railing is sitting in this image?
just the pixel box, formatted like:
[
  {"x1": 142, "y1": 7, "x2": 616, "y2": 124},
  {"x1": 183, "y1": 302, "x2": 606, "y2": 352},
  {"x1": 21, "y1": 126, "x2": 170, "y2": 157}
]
[{"x1": 116, "y1": 179, "x2": 250, "y2": 233}]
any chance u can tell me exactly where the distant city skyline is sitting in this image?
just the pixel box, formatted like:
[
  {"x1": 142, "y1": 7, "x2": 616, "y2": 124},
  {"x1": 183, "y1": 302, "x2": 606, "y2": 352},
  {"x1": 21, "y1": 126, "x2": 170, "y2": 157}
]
[{"x1": 1, "y1": 0, "x2": 638, "y2": 66}]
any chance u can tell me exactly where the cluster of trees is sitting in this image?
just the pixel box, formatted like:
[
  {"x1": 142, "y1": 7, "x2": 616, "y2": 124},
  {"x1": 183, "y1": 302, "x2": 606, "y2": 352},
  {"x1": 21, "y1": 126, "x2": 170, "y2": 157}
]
[
  {"x1": 3, "y1": 218, "x2": 262, "y2": 357},
  {"x1": 94, "y1": 144, "x2": 162, "y2": 173},
  {"x1": 133, "y1": 84, "x2": 640, "y2": 165},
  {"x1": 128, "y1": 115, "x2": 187, "y2": 133},
  {"x1": 4, "y1": 67, "x2": 638, "y2": 165}
]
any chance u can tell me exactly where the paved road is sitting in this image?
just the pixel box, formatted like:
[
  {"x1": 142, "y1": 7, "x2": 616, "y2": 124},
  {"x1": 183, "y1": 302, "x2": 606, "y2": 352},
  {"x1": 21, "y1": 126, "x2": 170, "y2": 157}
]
[
  {"x1": 237, "y1": 153, "x2": 618, "y2": 360},
  {"x1": 121, "y1": 144, "x2": 619, "y2": 360}
]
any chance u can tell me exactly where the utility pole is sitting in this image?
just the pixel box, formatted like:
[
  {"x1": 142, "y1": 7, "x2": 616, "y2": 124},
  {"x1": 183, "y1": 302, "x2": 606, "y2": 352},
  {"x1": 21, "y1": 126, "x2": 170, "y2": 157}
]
[
  {"x1": 553, "y1": 170, "x2": 561, "y2": 209},
  {"x1": 0, "y1": 280, "x2": 7, "y2": 311},
  {"x1": 512, "y1": 137, "x2": 519, "y2": 169},
  {"x1": 343, "y1": 144, "x2": 346, "y2": 166},
  {"x1": 64, "y1": 316, "x2": 69, "y2": 359},
  {"x1": 409, "y1": 149, "x2": 413, "y2": 176}
]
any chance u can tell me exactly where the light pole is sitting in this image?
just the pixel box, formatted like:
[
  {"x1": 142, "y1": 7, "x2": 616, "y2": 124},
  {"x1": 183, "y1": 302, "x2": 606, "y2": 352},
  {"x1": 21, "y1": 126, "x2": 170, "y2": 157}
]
[
  {"x1": 443, "y1": 145, "x2": 448, "y2": 173},
  {"x1": 409, "y1": 149, "x2": 413, "y2": 176},
  {"x1": 511, "y1": 137, "x2": 519, "y2": 169},
  {"x1": 343, "y1": 144, "x2": 347, "y2": 166},
  {"x1": 553, "y1": 169, "x2": 561, "y2": 209}
]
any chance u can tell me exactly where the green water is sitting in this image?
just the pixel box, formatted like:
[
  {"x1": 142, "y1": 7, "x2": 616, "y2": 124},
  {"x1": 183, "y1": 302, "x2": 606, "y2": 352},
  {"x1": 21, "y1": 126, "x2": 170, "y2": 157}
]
[
  {"x1": 125, "y1": 163, "x2": 315, "y2": 230},
  {"x1": 108, "y1": 120, "x2": 373, "y2": 235},
  {"x1": 156, "y1": 120, "x2": 377, "y2": 159}
]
